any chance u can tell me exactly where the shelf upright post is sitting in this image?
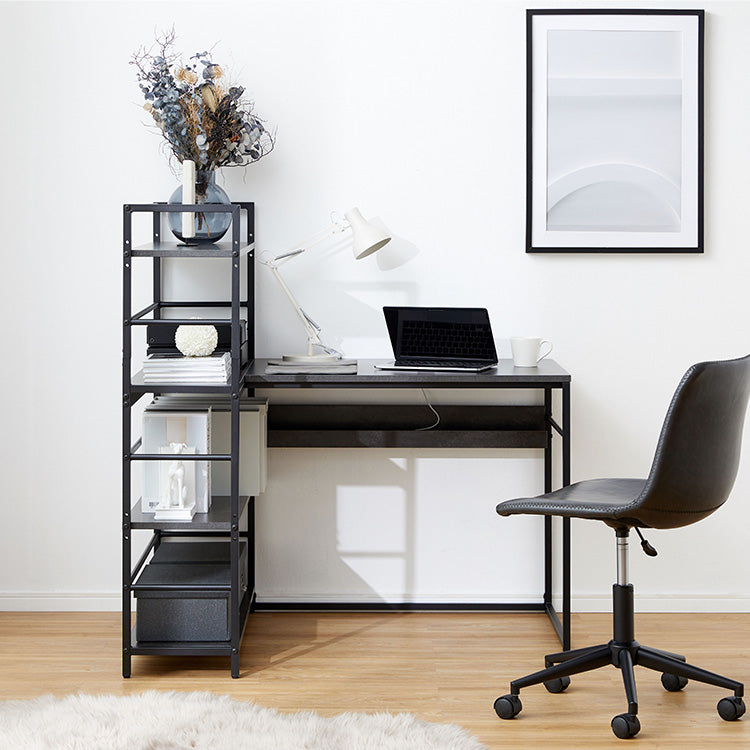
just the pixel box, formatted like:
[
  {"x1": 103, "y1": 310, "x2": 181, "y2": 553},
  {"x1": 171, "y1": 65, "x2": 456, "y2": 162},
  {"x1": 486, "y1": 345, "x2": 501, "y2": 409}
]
[
  {"x1": 245, "y1": 203, "x2": 256, "y2": 605},
  {"x1": 153, "y1": 209, "x2": 162, "y2": 322},
  {"x1": 230, "y1": 204, "x2": 242, "y2": 678},
  {"x1": 122, "y1": 205, "x2": 133, "y2": 678},
  {"x1": 245, "y1": 202, "x2": 255, "y2": 358}
]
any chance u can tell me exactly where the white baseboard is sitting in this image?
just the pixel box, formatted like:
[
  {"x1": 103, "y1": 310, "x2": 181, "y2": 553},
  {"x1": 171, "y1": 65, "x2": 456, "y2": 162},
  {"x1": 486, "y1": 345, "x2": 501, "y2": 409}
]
[
  {"x1": 0, "y1": 593, "x2": 123, "y2": 612},
  {"x1": 571, "y1": 595, "x2": 750, "y2": 613},
  {"x1": 2, "y1": 592, "x2": 749, "y2": 613}
]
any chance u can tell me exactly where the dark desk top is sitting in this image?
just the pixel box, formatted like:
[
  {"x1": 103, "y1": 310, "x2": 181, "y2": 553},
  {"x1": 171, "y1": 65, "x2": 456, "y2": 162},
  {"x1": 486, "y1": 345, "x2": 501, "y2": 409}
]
[{"x1": 246, "y1": 359, "x2": 570, "y2": 389}]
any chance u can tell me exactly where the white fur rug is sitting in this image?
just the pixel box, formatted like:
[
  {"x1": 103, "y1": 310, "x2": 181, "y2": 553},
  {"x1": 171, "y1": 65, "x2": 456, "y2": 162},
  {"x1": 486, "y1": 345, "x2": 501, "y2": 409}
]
[{"x1": 0, "y1": 691, "x2": 487, "y2": 750}]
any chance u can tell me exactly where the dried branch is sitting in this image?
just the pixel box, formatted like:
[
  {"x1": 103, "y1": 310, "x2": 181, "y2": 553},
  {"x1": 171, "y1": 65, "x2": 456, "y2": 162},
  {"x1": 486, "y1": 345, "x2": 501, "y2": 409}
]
[{"x1": 131, "y1": 29, "x2": 275, "y2": 185}]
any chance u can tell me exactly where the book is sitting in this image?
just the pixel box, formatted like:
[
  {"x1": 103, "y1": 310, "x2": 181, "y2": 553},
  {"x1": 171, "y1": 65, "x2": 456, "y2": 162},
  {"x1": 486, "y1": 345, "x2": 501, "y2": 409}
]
[
  {"x1": 142, "y1": 352, "x2": 231, "y2": 383},
  {"x1": 153, "y1": 503, "x2": 197, "y2": 522},
  {"x1": 143, "y1": 352, "x2": 230, "y2": 370},
  {"x1": 264, "y1": 358, "x2": 357, "y2": 374},
  {"x1": 142, "y1": 374, "x2": 230, "y2": 384},
  {"x1": 264, "y1": 364, "x2": 357, "y2": 374},
  {"x1": 143, "y1": 365, "x2": 230, "y2": 374}
]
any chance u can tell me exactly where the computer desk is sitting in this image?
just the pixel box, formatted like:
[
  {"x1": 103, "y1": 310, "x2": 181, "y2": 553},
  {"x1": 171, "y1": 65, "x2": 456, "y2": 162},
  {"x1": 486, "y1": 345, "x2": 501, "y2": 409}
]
[{"x1": 245, "y1": 358, "x2": 572, "y2": 649}]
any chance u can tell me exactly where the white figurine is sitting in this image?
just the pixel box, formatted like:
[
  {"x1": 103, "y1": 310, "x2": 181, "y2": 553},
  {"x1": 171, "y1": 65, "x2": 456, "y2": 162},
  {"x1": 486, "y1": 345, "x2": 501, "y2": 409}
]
[{"x1": 164, "y1": 442, "x2": 188, "y2": 508}]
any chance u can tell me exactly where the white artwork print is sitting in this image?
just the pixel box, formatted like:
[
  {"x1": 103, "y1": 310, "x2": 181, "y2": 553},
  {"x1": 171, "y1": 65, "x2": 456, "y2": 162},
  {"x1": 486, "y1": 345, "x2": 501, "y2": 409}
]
[{"x1": 528, "y1": 12, "x2": 702, "y2": 251}]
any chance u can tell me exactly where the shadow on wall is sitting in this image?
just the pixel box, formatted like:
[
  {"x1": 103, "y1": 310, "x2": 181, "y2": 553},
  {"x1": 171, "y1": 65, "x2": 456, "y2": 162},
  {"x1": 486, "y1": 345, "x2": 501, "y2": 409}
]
[
  {"x1": 255, "y1": 446, "x2": 547, "y2": 606},
  {"x1": 255, "y1": 451, "x2": 419, "y2": 604},
  {"x1": 257, "y1": 277, "x2": 421, "y2": 358}
]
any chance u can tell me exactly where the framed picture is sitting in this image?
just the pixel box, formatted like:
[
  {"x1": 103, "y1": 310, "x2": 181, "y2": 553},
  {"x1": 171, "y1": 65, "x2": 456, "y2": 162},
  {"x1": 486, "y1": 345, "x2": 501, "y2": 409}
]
[{"x1": 526, "y1": 9, "x2": 704, "y2": 253}]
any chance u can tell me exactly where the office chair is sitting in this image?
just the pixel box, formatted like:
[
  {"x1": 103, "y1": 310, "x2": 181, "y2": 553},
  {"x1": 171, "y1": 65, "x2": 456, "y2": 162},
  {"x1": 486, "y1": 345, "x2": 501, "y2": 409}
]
[{"x1": 493, "y1": 354, "x2": 750, "y2": 739}]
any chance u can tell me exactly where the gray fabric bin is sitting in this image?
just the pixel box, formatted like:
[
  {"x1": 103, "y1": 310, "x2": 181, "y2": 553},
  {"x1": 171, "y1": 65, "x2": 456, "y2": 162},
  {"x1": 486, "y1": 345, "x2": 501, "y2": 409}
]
[
  {"x1": 134, "y1": 543, "x2": 248, "y2": 642},
  {"x1": 136, "y1": 589, "x2": 231, "y2": 642}
]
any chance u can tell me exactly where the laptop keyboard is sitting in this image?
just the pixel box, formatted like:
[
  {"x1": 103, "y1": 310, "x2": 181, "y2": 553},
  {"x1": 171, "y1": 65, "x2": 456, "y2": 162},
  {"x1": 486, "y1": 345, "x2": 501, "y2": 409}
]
[
  {"x1": 394, "y1": 359, "x2": 490, "y2": 368},
  {"x1": 400, "y1": 320, "x2": 496, "y2": 360}
]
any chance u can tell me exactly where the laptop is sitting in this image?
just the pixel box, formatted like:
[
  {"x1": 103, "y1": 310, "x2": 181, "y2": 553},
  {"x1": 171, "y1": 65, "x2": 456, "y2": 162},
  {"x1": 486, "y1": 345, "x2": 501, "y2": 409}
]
[{"x1": 375, "y1": 306, "x2": 499, "y2": 372}]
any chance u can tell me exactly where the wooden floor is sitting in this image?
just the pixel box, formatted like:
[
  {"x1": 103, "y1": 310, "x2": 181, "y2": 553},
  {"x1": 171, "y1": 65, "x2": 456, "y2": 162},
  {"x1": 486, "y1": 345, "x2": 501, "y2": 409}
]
[{"x1": 0, "y1": 611, "x2": 747, "y2": 748}]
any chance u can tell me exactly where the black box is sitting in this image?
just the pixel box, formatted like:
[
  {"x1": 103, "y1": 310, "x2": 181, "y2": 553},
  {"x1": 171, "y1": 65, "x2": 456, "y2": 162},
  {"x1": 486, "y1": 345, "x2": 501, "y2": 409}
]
[
  {"x1": 151, "y1": 540, "x2": 245, "y2": 566},
  {"x1": 147, "y1": 320, "x2": 247, "y2": 349},
  {"x1": 146, "y1": 321, "x2": 249, "y2": 365},
  {"x1": 134, "y1": 542, "x2": 248, "y2": 642}
]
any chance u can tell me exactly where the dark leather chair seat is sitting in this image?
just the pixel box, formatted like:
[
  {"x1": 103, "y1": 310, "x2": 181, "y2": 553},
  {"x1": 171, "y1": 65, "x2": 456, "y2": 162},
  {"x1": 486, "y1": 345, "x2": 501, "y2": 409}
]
[{"x1": 497, "y1": 478, "x2": 647, "y2": 524}]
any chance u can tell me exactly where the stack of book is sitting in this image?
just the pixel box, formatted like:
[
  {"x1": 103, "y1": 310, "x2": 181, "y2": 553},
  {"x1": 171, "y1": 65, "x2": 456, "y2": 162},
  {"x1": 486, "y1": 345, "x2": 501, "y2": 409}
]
[
  {"x1": 142, "y1": 352, "x2": 231, "y2": 384},
  {"x1": 264, "y1": 358, "x2": 357, "y2": 374}
]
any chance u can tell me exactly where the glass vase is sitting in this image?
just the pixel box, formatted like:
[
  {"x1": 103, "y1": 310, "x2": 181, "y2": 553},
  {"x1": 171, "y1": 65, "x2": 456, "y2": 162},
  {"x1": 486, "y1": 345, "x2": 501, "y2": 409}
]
[{"x1": 169, "y1": 169, "x2": 232, "y2": 244}]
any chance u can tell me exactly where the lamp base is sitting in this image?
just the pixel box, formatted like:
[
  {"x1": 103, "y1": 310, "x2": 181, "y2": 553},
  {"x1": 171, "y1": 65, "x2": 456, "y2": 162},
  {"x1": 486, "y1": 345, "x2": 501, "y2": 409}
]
[{"x1": 282, "y1": 353, "x2": 342, "y2": 364}]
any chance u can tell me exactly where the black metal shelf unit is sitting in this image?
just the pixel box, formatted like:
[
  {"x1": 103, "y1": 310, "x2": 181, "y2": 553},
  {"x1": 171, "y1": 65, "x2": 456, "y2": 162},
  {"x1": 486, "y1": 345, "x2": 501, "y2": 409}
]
[{"x1": 122, "y1": 202, "x2": 255, "y2": 678}]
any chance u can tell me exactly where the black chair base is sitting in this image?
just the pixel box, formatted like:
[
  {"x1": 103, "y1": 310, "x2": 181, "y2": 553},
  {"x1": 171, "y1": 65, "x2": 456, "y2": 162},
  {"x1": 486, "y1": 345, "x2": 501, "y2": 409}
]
[
  {"x1": 495, "y1": 578, "x2": 745, "y2": 738},
  {"x1": 495, "y1": 635, "x2": 746, "y2": 738}
]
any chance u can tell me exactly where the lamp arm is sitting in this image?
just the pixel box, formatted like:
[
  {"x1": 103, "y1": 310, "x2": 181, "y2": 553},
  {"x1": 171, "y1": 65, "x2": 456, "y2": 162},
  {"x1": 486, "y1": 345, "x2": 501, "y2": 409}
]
[
  {"x1": 267, "y1": 264, "x2": 320, "y2": 335},
  {"x1": 259, "y1": 213, "x2": 354, "y2": 360},
  {"x1": 262, "y1": 218, "x2": 348, "y2": 267},
  {"x1": 267, "y1": 264, "x2": 327, "y2": 355}
]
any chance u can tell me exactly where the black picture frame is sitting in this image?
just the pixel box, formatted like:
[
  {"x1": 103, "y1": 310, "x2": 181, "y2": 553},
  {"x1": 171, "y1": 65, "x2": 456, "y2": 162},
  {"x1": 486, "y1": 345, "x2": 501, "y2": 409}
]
[{"x1": 526, "y1": 9, "x2": 704, "y2": 254}]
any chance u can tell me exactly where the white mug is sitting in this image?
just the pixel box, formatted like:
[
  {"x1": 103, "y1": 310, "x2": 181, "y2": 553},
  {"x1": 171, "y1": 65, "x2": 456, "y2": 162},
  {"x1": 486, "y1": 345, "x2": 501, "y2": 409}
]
[{"x1": 511, "y1": 337, "x2": 553, "y2": 368}]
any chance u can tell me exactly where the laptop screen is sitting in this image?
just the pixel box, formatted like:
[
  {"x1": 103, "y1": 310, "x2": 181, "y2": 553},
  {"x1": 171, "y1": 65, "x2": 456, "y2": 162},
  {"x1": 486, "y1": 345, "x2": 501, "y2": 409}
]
[{"x1": 383, "y1": 307, "x2": 498, "y2": 362}]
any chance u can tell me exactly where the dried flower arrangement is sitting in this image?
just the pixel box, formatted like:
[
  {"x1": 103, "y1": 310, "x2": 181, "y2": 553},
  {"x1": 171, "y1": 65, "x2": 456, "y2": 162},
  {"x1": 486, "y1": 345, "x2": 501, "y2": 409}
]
[{"x1": 132, "y1": 29, "x2": 275, "y2": 195}]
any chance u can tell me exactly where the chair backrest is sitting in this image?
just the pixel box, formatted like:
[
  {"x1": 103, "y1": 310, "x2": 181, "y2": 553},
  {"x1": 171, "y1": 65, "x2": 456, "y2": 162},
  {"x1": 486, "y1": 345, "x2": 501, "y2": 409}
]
[{"x1": 627, "y1": 354, "x2": 750, "y2": 529}]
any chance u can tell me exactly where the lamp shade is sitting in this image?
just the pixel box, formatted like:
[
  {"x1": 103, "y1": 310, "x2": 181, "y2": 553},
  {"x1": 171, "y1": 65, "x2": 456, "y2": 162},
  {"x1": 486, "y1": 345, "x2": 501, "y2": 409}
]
[{"x1": 345, "y1": 208, "x2": 391, "y2": 259}]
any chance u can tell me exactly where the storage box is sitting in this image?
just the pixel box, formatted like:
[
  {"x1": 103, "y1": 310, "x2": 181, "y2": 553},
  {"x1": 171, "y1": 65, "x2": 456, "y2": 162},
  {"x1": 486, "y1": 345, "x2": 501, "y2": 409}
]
[
  {"x1": 142, "y1": 410, "x2": 212, "y2": 513},
  {"x1": 145, "y1": 397, "x2": 267, "y2": 496},
  {"x1": 146, "y1": 320, "x2": 249, "y2": 366},
  {"x1": 211, "y1": 405, "x2": 267, "y2": 496},
  {"x1": 134, "y1": 542, "x2": 247, "y2": 642}
]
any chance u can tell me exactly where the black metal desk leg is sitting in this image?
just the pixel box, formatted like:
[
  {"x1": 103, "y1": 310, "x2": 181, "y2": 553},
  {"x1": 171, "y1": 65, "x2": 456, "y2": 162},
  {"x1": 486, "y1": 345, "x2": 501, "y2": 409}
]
[
  {"x1": 562, "y1": 382, "x2": 571, "y2": 650},
  {"x1": 544, "y1": 388, "x2": 553, "y2": 607}
]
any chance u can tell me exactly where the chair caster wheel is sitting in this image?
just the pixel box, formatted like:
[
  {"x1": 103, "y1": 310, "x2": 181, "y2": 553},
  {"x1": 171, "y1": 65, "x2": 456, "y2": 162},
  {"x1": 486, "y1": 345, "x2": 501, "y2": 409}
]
[
  {"x1": 494, "y1": 694, "x2": 522, "y2": 719},
  {"x1": 544, "y1": 676, "x2": 571, "y2": 693},
  {"x1": 717, "y1": 696, "x2": 746, "y2": 721},
  {"x1": 611, "y1": 713, "x2": 641, "y2": 739},
  {"x1": 661, "y1": 673, "x2": 688, "y2": 692}
]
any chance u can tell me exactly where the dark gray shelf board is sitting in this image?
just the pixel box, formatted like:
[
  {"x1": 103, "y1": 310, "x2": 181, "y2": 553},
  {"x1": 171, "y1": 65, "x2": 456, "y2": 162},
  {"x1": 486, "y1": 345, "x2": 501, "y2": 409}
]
[
  {"x1": 129, "y1": 631, "x2": 232, "y2": 655},
  {"x1": 130, "y1": 240, "x2": 254, "y2": 258},
  {"x1": 129, "y1": 496, "x2": 250, "y2": 531},
  {"x1": 129, "y1": 362, "x2": 250, "y2": 394},
  {"x1": 131, "y1": 313, "x2": 250, "y2": 326}
]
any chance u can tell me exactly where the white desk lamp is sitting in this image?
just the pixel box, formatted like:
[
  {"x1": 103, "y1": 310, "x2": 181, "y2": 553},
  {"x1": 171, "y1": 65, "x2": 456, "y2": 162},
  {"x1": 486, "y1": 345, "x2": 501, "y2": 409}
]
[{"x1": 260, "y1": 208, "x2": 391, "y2": 362}]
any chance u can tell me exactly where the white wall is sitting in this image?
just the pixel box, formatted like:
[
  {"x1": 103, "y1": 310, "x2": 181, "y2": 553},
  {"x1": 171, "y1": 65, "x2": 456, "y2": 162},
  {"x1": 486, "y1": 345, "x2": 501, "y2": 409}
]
[{"x1": 1, "y1": 0, "x2": 748, "y2": 612}]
